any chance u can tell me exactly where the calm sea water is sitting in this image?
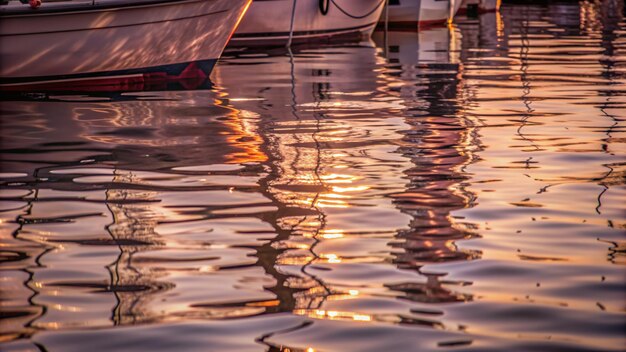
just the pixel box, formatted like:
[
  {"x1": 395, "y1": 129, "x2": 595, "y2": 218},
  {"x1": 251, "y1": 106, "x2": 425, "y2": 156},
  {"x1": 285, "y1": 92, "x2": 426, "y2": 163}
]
[{"x1": 1, "y1": 2, "x2": 625, "y2": 351}]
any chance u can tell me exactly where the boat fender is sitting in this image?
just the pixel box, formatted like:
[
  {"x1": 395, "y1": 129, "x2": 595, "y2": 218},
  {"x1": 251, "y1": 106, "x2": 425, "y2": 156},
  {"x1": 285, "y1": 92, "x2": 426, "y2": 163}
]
[{"x1": 319, "y1": 0, "x2": 329, "y2": 15}]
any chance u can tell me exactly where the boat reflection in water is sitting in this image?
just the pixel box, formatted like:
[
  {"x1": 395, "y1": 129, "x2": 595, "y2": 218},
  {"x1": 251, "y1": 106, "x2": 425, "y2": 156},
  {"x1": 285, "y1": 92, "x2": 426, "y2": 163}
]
[
  {"x1": 373, "y1": 27, "x2": 480, "y2": 305},
  {"x1": 214, "y1": 42, "x2": 412, "y2": 321},
  {"x1": 1, "y1": 35, "x2": 476, "y2": 349},
  {"x1": 1, "y1": 1, "x2": 625, "y2": 351},
  {"x1": 384, "y1": 0, "x2": 463, "y2": 28},
  {"x1": 0, "y1": 91, "x2": 273, "y2": 349},
  {"x1": 212, "y1": 27, "x2": 483, "y2": 349},
  {"x1": 458, "y1": 0, "x2": 500, "y2": 15}
]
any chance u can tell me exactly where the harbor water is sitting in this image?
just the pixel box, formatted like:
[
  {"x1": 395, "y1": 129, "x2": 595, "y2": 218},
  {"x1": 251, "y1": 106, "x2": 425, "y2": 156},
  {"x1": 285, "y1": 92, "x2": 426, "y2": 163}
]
[{"x1": 1, "y1": 2, "x2": 625, "y2": 351}]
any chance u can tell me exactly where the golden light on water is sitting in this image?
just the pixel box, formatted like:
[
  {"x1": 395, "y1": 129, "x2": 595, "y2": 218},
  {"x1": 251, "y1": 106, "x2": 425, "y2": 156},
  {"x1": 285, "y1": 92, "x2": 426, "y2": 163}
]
[
  {"x1": 321, "y1": 192, "x2": 349, "y2": 199},
  {"x1": 321, "y1": 253, "x2": 342, "y2": 264},
  {"x1": 220, "y1": 108, "x2": 267, "y2": 164},
  {"x1": 294, "y1": 309, "x2": 373, "y2": 322},
  {"x1": 245, "y1": 300, "x2": 280, "y2": 307},
  {"x1": 314, "y1": 198, "x2": 350, "y2": 209},
  {"x1": 496, "y1": 10, "x2": 505, "y2": 38},
  {"x1": 331, "y1": 185, "x2": 370, "y2": 193},
  {"x1": 320, "y1": 173, "x2": 360, "y2": 184},
  {"x1": 320, "y1": 229, "x2": 345, "y2": 239}
]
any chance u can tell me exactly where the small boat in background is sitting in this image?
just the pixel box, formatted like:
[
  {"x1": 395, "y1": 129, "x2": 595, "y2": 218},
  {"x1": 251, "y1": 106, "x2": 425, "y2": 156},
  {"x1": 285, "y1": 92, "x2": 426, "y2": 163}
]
[
  {"x1": 230, "y1": 0, "x2": 385, "y2": 46},
  {"x1": 458, "y1": 0, "x2": 500, "y2": 15},
  {"x1": 0, "y1": 0, "x2": 252, "y2": 92},
  {"x1": 384, "y1": 0, "x2": 462, "y2": 29}
]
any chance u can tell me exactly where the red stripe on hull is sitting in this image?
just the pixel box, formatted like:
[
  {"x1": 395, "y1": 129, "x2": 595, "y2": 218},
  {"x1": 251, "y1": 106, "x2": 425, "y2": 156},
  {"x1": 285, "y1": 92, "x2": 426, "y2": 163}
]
[{"x1": 1, "y1": 62, "x2": 210, "y2": 93}]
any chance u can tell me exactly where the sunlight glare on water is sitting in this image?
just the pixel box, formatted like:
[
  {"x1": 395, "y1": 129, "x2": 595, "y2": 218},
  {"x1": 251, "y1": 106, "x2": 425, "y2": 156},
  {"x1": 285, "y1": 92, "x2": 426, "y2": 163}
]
[{"x1": 1, "y1": 2, "x2": 625, "y2": 352}]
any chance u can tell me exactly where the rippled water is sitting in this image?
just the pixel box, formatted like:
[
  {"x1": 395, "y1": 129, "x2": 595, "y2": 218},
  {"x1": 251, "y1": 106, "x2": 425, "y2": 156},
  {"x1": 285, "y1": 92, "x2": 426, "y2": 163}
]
[{"x1": 1, "y1": 2, "x2": 625, "y2": 351}]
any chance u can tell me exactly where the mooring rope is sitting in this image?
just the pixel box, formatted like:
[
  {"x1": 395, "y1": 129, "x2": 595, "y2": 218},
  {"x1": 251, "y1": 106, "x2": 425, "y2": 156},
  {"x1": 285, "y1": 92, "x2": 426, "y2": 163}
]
[
  {"x1": 288, "y1": 0, "x2": 384, "y2": 47},
  {"x1": 448, "y1": 0, "x2": 456, "y2": 23},
  {"x1": 319, "y1": 0, "x2": 329, "y2": 15},
  {"x1": 286, "y1": 0, "x2": 298, "y2": 47},
  {"x1": 325, "y1": 0, "x2": 385, "y2": 19}
]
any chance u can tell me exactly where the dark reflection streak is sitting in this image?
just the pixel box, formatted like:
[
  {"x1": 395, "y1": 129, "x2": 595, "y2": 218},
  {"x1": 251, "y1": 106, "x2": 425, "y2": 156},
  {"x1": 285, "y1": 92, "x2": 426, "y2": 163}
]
[
  {"x1": 598, "y1": 100, "x2": 618, "y2": 142},
  {"x1": 595, "y1": 186, "x2": 608, "y2": 215},
  {"x1": 33, "y1": 342, "x2": 49, "y2": 352},
  {"x1": 254, "y1": 151, "x2": 304, "y2": 319},
  {"x1": 301, "y1": 56, "x2": 333, "y2": 309},
  {"x1": 103, "y1": 168, "x2": 166, "y2": 325},
  {"x1": 516, "y1": 9, "x2": 539, "y2": 156},
  {"x1": 0, "y1": 202, "x2": 30, "y2": 214},
  {"x1": 592, "y1": 164, "x2": 614, "y2": 215},
  {"x1": 12, "y1": 187, "x2": 48, "y2": 337},
  {"x1": 291, "y1": 48, "x2": 330, "y2": 308},
  {"x1": 256, "y1": 320, "x2": 314, "y2": 349},
  {"x1": 536, "y1": 183, "x2": 558, "y2": 195},
  {"x1": 103, "y1": 175, "x2": 124, "y2": 325},
  {"x1": 299, "y1": 195, "x2": 330, "y2": 309},
  {"x1": 26, "y1": 249, "x2": 52, "y2": 334},
  {"x1": 249, "y1": 51, "x2": 331, "y2": 324},
  {"x1": 594, "y1": 3, "x2": 621, "y2": 215},
  {"x1": 597, "y1": 238, "x2": 622, "y2": 265},
  {"x1": 287, "y1": 49, "x2": 305, "y2": 182}
]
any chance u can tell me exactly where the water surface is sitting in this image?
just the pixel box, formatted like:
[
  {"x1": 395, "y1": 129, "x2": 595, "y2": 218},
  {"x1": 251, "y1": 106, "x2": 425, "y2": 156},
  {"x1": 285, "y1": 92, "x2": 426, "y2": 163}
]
[{"x1": 1, "y1": 2, "x2": 625, "y2": 351}]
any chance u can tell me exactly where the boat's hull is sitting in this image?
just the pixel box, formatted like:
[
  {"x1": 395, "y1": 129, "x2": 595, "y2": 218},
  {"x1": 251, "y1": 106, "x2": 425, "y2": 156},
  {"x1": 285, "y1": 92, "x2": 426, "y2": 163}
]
[
  {"x1": 0, "y1": 0, "x2": 251, "y2": 91},
  {"x1": 384, "y1": 0, "x2": 463, "y2": 28},
  {"x1": 230, "y1": 0, "x2": 385, "y2": 46}
]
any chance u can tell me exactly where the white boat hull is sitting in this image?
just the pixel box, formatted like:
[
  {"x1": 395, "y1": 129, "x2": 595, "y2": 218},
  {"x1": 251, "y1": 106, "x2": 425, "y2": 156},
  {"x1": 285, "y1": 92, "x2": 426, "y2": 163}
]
[
  {"x1": 385, "y1": 0, "x2": 462, "y2": 27},
  {"x1": 0, "y1": 0, "x2": 251, "y2": 91},
  {"x1": 231, "y1": 0, "x2": 385, "y2": 46}
]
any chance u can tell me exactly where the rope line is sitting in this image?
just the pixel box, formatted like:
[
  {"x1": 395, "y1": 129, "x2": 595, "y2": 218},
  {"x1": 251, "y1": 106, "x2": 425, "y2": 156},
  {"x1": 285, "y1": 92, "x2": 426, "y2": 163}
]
[
  {"x1": 319, "y1": 0, "x2": 329, "y2": 15},
  {"x1": 286, "y1": 0, "x2": 297, "y2": 47},
  {"x1": 328, "y1": 0, "x2": 385, "y2": 19}
]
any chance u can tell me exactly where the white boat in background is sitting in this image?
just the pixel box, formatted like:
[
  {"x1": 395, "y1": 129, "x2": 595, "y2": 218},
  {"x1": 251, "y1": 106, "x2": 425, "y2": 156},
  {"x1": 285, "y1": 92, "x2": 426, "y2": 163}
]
[
  {"x1": 385, "y1": 0, "x2": 463, "y2": 28},
  {"x1": 458, "y1": 0, "x2": 500, "y2": 14},
  {"x1": 230, "y1": 0, "x2": 385, "y2": 46},
  {"x1": 0, "y1": 0, "x2": 252, "y2": 92}
]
